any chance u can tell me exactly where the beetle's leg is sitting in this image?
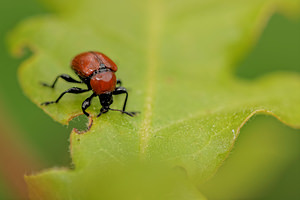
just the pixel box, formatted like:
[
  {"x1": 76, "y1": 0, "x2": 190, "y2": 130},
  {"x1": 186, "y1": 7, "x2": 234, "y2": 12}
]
[
  {"x1": 112, "y1": 87, "x2": 128, "y2": 111},
  {"x1": 82, "y1": 93, "x2": 96, "y2": 117},
  {"x1": 41, "y1": 74, "x2": 82, "y2": 88},
  {"x1": 112, "y1": 87, "x2": 138, "y2": 116},
  {"x1": 116, "y1": 79, "x2": 122, "y2": 87},
  {"x1": 41, "y1": 87, "x2": 90, "y2": 105}
]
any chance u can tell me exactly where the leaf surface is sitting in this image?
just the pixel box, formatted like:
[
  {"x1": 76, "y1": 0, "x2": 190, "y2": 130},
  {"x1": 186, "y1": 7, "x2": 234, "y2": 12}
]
[{"x1": 10, "y1": 0, "x2": 300, "y2": 199}]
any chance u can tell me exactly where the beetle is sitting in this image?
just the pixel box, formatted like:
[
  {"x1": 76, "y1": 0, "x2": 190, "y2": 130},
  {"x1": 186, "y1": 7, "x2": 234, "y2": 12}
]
[{"x1": 41, "y1": 51, "x2": 137, "y2": 117}]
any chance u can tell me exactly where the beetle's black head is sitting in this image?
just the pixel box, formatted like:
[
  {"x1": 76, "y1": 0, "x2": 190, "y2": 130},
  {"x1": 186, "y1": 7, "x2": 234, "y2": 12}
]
[{"x1": 99, "y1": 93, "x2": 113, "y2": 112}]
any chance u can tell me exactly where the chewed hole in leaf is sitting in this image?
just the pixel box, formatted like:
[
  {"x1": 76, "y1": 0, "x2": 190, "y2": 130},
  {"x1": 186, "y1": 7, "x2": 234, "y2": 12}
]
[{"x1": 67, "y1": 115, "x2": 90, "y2": 133}]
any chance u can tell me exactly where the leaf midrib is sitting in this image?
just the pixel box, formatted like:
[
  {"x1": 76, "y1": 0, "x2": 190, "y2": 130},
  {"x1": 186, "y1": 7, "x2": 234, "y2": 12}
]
[{"x1": 138, "y1": 0, "x2": 164, "y2": 158}]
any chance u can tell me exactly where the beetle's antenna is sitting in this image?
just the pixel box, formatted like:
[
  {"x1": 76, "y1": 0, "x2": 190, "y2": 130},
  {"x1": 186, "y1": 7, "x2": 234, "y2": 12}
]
[{"x1": 109, "y1": 108, "x2": 136, "y2": 117}]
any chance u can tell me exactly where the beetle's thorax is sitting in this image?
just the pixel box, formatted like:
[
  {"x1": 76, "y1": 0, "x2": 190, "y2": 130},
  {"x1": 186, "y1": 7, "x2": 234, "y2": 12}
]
[{"x1": 89, "y1": 70, "x2": 116, "y2": 95}]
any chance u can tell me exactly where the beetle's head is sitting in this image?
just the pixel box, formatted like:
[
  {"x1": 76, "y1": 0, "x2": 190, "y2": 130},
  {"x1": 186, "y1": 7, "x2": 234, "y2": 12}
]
[{"x1": 99, "y1": 93, "x2": 113, "y2": 109}]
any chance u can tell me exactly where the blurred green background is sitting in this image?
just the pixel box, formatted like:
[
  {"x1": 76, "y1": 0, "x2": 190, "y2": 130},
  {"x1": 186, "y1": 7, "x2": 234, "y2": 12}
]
[{"x1": 0, "y1": 0, "x2": 299, "y2": 199}]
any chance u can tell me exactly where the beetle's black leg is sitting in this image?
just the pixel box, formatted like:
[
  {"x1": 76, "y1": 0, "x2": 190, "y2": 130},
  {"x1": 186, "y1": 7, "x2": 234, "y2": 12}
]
[
  {"x1": 82, "y1": 93, "x2": 96, "y2": 117},
  {"x1": 112, "y1": 87, "x2": 138, "y2": 116},
  {"x1": 112, "y1": 87, "x2": 129, "y2": 112},
  {"x1": 41, "y1": 87, "x2": 90, "y2": 105},
  {"x1": 41, "y1": 74, "x2": 82, "y2": 88},
  {"x1": 116, "y1": 79, "x2": 122, "y2": 87}
]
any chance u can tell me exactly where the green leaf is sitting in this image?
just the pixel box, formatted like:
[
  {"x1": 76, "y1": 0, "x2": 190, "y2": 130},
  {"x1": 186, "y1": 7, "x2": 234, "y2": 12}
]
[
  {"x1": 10, "y1": 0, "x2": 300, "y2": 199},
  {"x1": 200, "y1": 115, "x2": 300, "y2": 199}
]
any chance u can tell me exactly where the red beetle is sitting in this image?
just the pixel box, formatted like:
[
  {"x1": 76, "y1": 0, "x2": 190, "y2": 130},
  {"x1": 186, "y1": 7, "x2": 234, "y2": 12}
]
[{"x1": 41, "y1": 51, "x2": 137, "y2": 117}]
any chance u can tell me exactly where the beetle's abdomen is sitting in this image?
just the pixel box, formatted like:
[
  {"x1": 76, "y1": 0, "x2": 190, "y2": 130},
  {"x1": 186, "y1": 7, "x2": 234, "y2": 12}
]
[
  {"x1": 90, "y1": 72, "x2": 116, "y2": 95},
  {"x1": 71, "y1": 52, "x2": 101, "y2": 77},
  {"x1": 93, "y1": 52, "x2": 118, "y2": 72},
  {"x1": 71, "y1": 51, "x2": 118, "y2": 78}
]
